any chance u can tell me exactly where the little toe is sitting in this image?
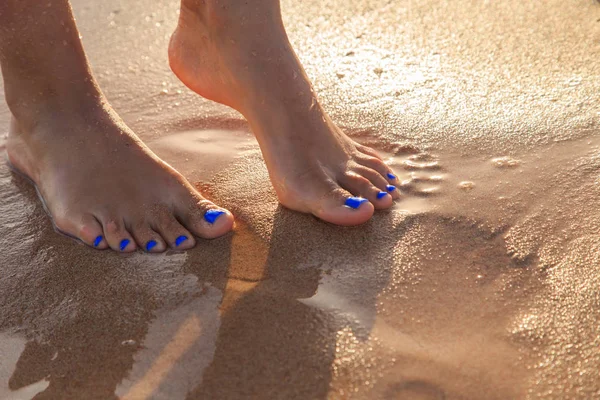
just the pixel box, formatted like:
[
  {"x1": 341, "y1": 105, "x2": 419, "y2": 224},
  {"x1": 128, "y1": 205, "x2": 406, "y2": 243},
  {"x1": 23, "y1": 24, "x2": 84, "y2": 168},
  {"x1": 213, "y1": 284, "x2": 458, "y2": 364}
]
[
  {"x1": 81, "y1": 216, "x2": 109, "y2": 250},
  {"x1": 356, "y1": 145, "x2": 384, "y2": 160},
  {"x1": 315, "y1": 186, "x2": 375, "y2": 226},
  {"x1": 357, "y1": 155, "x2": 399, "y2": 185},
  {"x1": 55, "y1": 213, "x2": 108, "y2": 249},
  {"x1": 340, "y1": 173, "x2": 393, "y2": 209},
  {"x1": 102, "y1": 216, "x2": 136, "y2": 252},
  {"x1": 153, "y1": 212, "x2": 196, "y2": 250},
  {"x1": 130, "y1": 222, "x2": 166, "y2": 253},
  {"x1": 178, "y1": 201, "x2": 234, "y2": 239}
]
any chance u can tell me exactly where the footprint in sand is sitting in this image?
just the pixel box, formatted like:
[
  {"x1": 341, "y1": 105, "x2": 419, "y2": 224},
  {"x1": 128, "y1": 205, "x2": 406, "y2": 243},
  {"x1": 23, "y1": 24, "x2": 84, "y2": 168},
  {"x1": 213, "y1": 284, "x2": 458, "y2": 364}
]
[
  {"x1": 386, "y1": 151, "x2": 445, "y2": 197},
  {"x1": 491, "y1": 156, "x2": 522, "y2": 169},
  {"x1": 334, "y1": 131, "x2": 446, "y2": 200}
]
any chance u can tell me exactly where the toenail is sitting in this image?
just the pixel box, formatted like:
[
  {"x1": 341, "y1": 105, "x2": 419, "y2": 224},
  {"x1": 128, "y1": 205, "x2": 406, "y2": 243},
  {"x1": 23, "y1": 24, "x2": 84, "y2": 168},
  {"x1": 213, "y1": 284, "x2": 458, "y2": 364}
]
[
  {"x1": 387, "y1": 173, "x2": 396, "y2": 180},
  {"x1": 386, "y1": 185, "x2": 396, "y2": 192},
  {"x1": 146, "y1": 240, "x2": 157, "y2": 252},
  {"x1": 204, "y1": 209, "x2": 226, "y2": 224},
  {"x1": 377, "y1": 191, "x2": 388, "y2": 199},
  {"x1": 93, "y1": 235, "x2": 103, "y2": 247},
  {"x1": 345, "y1": 197, "x2": 368, "y2": 209},
  {"x1": 175, "y1": 235, "x2": 188, "y2": 247},
  {"x1": 119, "y1": 239, "x2": 130, "y2": 251}
]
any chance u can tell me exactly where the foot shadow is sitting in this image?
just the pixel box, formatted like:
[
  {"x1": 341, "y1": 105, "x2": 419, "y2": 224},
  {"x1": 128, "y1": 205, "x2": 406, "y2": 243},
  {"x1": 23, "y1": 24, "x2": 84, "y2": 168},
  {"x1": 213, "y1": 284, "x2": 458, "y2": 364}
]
[
  {"x1": 184, "y1": 188, "x2": 401, "y2": 399},
  {"x1": 1, "y1": 140, "x2": 402, "y2": 400},
  {"x1": 0, "y1": 163, "x2": 234, "y2": 400}
]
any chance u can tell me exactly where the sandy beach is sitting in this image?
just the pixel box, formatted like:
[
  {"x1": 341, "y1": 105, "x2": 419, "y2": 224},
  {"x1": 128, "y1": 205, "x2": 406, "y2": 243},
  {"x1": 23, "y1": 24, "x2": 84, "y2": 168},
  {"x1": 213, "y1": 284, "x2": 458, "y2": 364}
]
[{"x1": 1, "y1": 0, "x2": 599, "y2": 398}]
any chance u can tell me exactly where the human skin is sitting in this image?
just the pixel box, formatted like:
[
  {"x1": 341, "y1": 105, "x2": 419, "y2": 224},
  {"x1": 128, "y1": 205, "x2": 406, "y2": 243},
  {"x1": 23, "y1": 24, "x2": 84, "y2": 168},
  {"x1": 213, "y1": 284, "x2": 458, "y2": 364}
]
[
  {"x1": 0, "y1": 0, "x2": 234, "y2": 252},
  {"x1": 169, "y1": 0, "x2": 400, "y2": 225},
  {"x1": 0, "y1": 0, "x2": 399, "y2": 252}
]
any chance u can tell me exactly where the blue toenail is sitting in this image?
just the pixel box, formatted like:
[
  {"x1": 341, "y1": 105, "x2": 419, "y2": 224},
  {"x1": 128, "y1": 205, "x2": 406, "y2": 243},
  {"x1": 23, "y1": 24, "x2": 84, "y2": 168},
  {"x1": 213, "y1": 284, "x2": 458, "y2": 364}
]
[
  {"x1": 93, "y1": 235, "x2": 103, "y2": 247},
  {"x1": 345, "y1": 197, "x2": 368, "y2": 209},
  {"x1": 204, "y1": 209, "x2": 226, "y2": 224},
  {"x1": 146, "y1": 240, "x2": 157, "y2": 252},
  {"x1": 119, "y1": 239, "x2": 130, "y2": 251},
  {"x1": 175, "y1": 235, "x2": 188, "y2": 247},
  {"x1": 386, "y1": 185, "x2": 396, "y2": 192},
  {"x1": 387, "y1": 173, "x2": 396, "y2": 180},
  {"x1": 377, "y1": 191, "x2": 388, "y2": 199}
]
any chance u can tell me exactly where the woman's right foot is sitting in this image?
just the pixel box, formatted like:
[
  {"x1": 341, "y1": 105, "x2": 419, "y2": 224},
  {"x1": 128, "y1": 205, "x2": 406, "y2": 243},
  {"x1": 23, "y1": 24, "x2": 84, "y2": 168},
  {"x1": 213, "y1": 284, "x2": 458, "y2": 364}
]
[
  {"x1": 6, "y1": 105, "x2": 234, "y2": 252},
  {"x1": 169, "y1": 0, "x2": 400, "y2": 226}
]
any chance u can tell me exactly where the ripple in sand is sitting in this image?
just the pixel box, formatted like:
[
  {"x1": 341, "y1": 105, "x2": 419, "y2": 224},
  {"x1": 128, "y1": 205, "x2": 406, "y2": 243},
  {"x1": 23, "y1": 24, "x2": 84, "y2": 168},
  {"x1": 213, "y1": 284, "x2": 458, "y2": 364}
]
[
  {"x1": 491, "y1": 156, "x2": 521, "y2": 168},
  {"x1": 408, "y1": 153, "x2": 437, "y2": 162},
  {"x1": 409, "y1": 173, "x2": 444, "y2": 183},
  {"x1": 416, "y1": 187, "x2": 440, "y2": 196},
  {"x1": 458, "y1": 181, "x2": 475, "y2": 191},
  {"x1": 403, "y1": 159, "x2": 442, "y2": 171},
  {"x1": 386, "y1": 151, "x2": 445, "y2": 201}
]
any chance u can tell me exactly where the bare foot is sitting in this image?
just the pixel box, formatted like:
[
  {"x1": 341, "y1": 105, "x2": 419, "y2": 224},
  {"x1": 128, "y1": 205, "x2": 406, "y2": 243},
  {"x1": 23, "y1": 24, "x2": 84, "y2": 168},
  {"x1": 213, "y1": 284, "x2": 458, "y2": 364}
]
[
  {"x1": 169, "y1": 0, "x2": 400, "y2": 226},
  {"x1": 0, "y1": 0, "x2": 233, "y2": 252},
  {"x1": 7, "y1": 106, "x2": 234, "y2": 252}
]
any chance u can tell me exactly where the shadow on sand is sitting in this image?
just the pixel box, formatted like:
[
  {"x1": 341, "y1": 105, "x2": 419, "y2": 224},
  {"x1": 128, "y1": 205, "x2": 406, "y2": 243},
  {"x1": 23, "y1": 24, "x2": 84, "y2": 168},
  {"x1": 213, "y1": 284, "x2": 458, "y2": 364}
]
[{"x1": 0, "y1": 142, "x2": 399, "y2": 399}]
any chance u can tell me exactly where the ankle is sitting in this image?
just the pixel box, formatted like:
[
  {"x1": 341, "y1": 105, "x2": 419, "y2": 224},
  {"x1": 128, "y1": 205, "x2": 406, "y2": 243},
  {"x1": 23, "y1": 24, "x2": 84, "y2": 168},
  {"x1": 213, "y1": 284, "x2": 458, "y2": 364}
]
[
  {"x1": 179, "y1": 0, "x2": 284, "y2": 34},
  {"x1": 9, "y1": 94, "x2": 115, "y2": 140},
  {"x1": 6, "y1": 83, "x2": 107, "y2": 133}
]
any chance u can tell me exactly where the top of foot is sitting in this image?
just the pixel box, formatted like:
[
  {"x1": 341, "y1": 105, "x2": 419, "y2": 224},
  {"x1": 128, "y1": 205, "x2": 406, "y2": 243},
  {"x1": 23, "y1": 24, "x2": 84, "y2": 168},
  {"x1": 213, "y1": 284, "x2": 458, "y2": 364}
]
[
  {"x1": 7, "y1": 110, "x2": 234, "y2": 252},
  {"x1": 169, "y1": 0, "x2": 400, "y2": 226}
]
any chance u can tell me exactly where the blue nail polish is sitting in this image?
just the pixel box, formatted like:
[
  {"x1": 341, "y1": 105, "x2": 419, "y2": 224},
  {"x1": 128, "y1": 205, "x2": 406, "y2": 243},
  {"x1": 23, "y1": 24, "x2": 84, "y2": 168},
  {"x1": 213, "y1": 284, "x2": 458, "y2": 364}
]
[
  {"x1": 377, "y1": 191, "x2": 388, "y2": 199},
  {"x1": 93, "y1": 235, "x2": 103, "y2": 247},
  {"x1": 345, "y1": 197, "x2": 368, "y2": 209},
  {"x1": 146, "y1": 240, "x2": 157, "y2": 252},
  {"x1": 119, "y1": 239, "x2": 130, "y2": 251},
  {"x1": 386, "y1": 185, "x2": 396, "y2": 192},
  {"x1": 387, "y1": 173, "x2": 396, "y2": 180},
  {"x1": 175, "y1": 235, "x2": 188, "y2": 247},
  {"x1": 204, "y1": 209, "x2": 226, "y2": 224}
]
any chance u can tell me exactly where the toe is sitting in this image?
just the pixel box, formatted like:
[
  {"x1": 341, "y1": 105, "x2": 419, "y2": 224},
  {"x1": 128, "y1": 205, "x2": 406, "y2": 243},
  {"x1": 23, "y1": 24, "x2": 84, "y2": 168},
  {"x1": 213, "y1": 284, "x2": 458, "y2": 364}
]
[
  {"x1": 102, "y1": 216, "x2": 137, "y2": 252},
  {"x1": 357, "y1": 154, "x2": 399, "y2": 186},
  {"x1": 152, "y1": 211, "x2": 196, "y2": 250},
  {"x1": 340, "y1": 172, "x2": 393, "y2": 209},
  {"x1": 351, "y1": 165, "x2": 400, "y2": 202},
  {"x1": 385, "y1": 182, "x2": 400, "y2": 200},
  {"x1": 356, "y1": 145, "x2": 384, "y2": 160},
  {"x1": 80, "y1": 215, "x2": 109, "y2": 250},
  {"x1": 130, "y1": 221, "x2": 167, "y2": 253},
  {"x1": 177, "y1": 200, "x2": 234, "y2": 239},
  {"x1": 55, "y1": 213, "x2": 108, "y2": 249},
  {"x1": 314, "y1": 184, "x2": 375, "y2": 226}
]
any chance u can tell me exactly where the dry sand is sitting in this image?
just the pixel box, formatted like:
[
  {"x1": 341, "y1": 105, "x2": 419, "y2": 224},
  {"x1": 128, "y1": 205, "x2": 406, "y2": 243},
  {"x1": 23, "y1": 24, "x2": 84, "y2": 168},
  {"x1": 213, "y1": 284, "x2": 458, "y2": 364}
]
[{"x1": 1, "y1": 0, "x2": 600, "y2": 399}]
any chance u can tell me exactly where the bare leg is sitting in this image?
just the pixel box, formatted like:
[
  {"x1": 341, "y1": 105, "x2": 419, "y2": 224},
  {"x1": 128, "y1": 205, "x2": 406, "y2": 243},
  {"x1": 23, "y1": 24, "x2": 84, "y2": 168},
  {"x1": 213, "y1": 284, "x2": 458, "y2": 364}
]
[
  {"x1": 0, "y1": 0, "x2": 234, "y2": 252},
  {"x1": 169, "y1": 0, "x2": 400, "y2": 226}
]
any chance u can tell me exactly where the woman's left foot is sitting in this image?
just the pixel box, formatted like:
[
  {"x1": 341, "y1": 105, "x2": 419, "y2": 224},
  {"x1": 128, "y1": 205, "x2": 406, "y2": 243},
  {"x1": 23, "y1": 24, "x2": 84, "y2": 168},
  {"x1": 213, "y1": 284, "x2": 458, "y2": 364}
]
[{"x1": 169, "y1": 0, "x2": 399, "y2": 226}]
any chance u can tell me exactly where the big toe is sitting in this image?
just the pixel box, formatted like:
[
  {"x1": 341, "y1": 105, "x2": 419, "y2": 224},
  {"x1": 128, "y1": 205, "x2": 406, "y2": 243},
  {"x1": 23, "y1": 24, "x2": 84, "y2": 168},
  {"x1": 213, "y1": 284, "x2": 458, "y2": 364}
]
[
  {"x1": 313, "y1": 187, "x2": 375, "y2": 226},
  {"x1": 177, "y1": 199, "x2": 234, "y2": 239}
]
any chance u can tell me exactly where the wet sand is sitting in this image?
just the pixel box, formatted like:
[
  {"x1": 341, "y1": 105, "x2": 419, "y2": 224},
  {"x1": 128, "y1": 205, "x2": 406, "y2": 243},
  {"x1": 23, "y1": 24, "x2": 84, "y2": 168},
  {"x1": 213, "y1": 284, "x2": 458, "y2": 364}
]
[{"x1": 1, "y1": 0, "x2": 600, "y2": 399}]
